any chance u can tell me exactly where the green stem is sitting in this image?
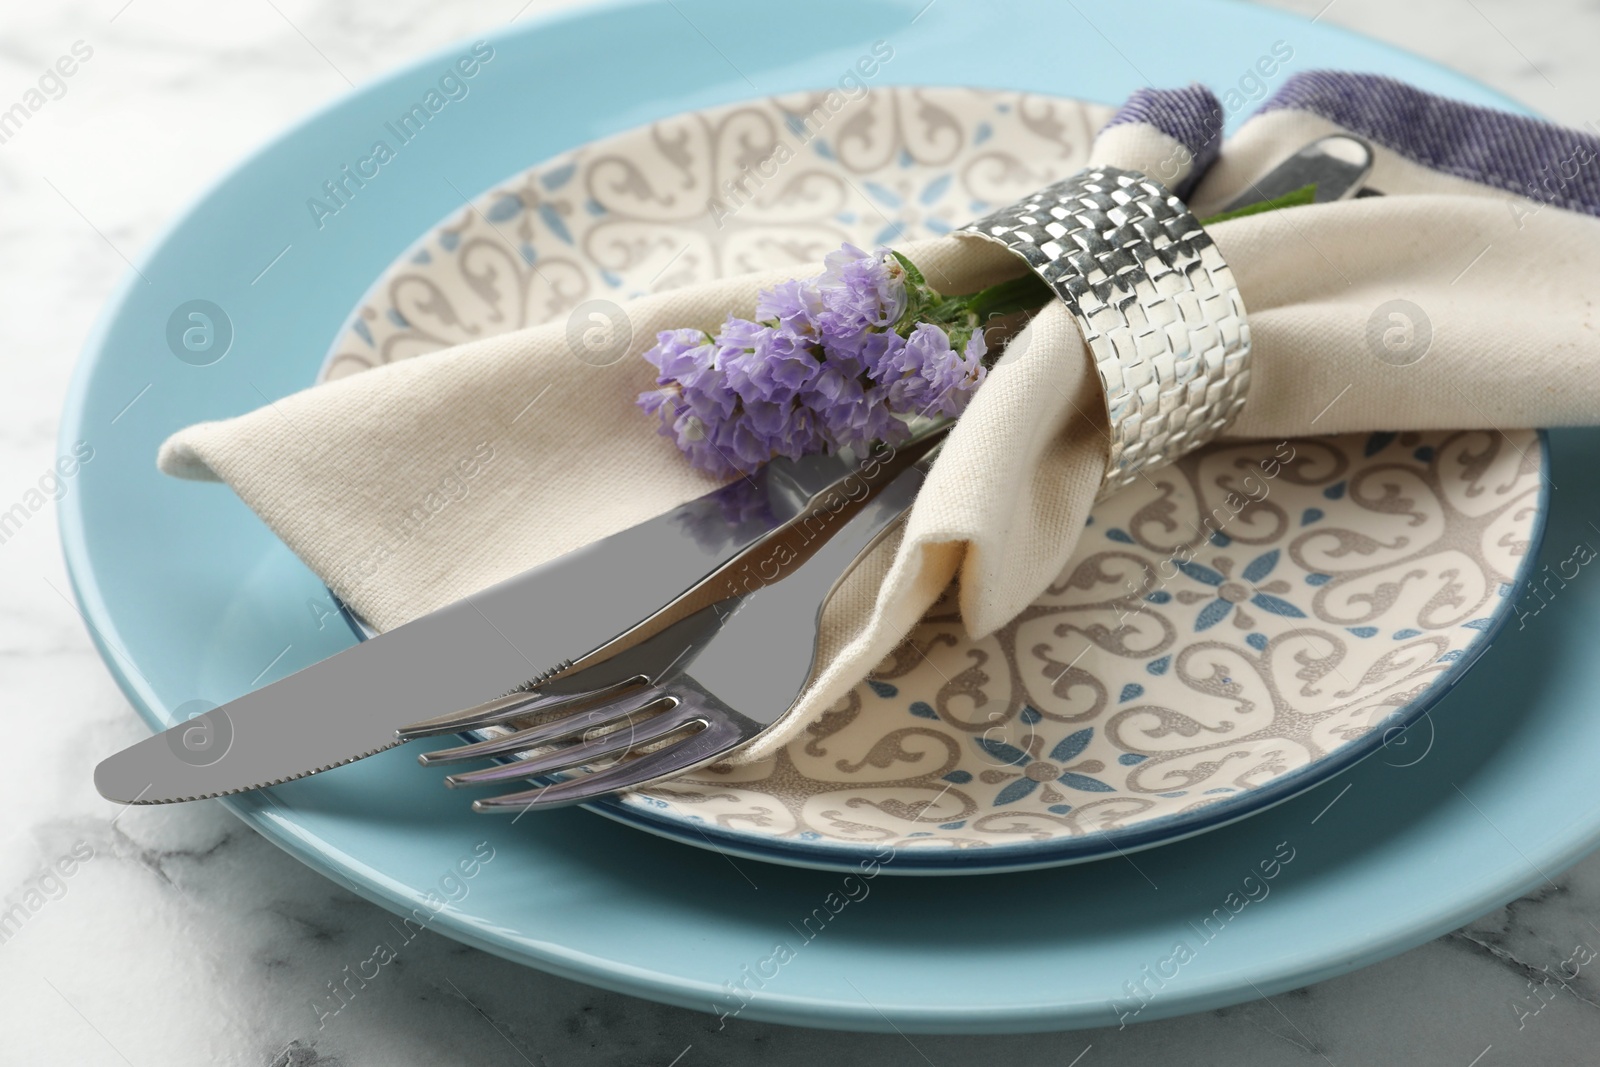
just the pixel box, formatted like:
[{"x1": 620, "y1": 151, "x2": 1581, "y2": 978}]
[
  {"x1": 961, "y1": 272, "x2": 1055, "y2": 323},
  {"x1": 1199, "y1": 182, "x2": 1318, "y2": 225}
]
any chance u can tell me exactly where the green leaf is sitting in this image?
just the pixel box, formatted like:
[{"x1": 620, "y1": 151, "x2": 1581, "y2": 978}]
[
  {"x1": 890, "y1": 249, "x2": 927, "y2": 287},
  {"x1": 1200, "y1": 183, "x2": 1318, "y2": 226}
]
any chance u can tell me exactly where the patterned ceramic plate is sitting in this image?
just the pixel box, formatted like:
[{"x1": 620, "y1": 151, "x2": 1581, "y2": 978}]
[{"x1": 320, "y1": 86, "x2": 1547, "y2": 874}]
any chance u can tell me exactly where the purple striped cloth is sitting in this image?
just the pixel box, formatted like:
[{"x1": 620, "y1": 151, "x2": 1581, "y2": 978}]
[{"x1": 1100, "y1": 71, "x2": 1600, "y2": 217}]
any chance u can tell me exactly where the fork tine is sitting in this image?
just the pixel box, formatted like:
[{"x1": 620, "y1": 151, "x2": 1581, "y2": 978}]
[
  {"x1": 418, "y1": 685, "x2": 672, "y2": 766},
  {"x1": 469, "y1": 714, "x2": 760, "y2": 812},
  {"x1": 396, "y1": 675, "x2": 651, "y2": 741},
  {"x1": 443, "y1": 698, "x2": 704, "y2": 787}
]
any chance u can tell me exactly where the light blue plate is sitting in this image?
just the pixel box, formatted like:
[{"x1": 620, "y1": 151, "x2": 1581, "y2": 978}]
[{"x1": 60, "y1": 0, "x2": 1600, "y2": 1032}]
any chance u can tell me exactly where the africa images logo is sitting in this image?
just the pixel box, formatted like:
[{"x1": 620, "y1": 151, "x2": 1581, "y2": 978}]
[
  {"x1": 0, "y1": 40, "x2": 94, "y2": 147},
  {"x1": 306, "y1": 42, "x2": 496, "y2": 230}
]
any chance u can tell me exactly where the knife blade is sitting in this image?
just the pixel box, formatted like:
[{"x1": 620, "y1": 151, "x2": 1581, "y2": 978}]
[{"x1": 93, "y1": 434, "x2": 938, "y2": 804}]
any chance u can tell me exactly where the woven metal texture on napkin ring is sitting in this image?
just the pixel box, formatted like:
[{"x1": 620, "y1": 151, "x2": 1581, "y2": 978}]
[{"x1": 961, "y1": 166, "x2": 1251, "y2": 498}]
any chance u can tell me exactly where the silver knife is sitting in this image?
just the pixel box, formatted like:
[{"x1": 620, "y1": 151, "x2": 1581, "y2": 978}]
[
  {"x1": 93, "y1": 432, "x2": 941, "y2": 804},
  {"x1": 1211, "y1": 133, "x2": 1375, "y2": 215}
]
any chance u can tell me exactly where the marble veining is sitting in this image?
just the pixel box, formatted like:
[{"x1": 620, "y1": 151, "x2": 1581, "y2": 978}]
[{"x1": 5, "y1": 0, "x2": 1600, "y2": 1063}]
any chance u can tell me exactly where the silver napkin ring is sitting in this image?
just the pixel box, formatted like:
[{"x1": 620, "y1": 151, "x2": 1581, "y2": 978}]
[{"x1": 960, "y1": 167, "x2": 1251, "y2": 498}]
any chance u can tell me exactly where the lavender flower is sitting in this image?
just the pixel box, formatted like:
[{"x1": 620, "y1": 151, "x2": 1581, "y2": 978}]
[
  {"x1": 754, "y1": 279, "x2": 826, "y2": 340},
  {"x1": 815, "y1": 242, "x2": 907, "y2": 334},
  {"x1": 821, "y1": 381, "x2": 914, "y2": 452},
  {"x1": 882, "y1": 323, "x2": 989, "y2": 418},
  {"x1": 639, "y1": 242, "x2": 1030, "y2": 477},
  {"x1": 639, "y1": 328, "x2": 732, "y2": 420},
  {"x1": 720, "y1": 318, "x2": 820, "y2": 406}
]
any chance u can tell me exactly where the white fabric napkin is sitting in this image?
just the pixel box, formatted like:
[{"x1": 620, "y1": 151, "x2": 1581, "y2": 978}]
[{"x1": 159, "y1": 73, "x2": 1600, "y2": 762}]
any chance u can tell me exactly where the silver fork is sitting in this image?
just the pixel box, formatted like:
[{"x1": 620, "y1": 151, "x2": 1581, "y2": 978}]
[{"x1": 397, "y1": 443, "x2": 938, "y2": 812}]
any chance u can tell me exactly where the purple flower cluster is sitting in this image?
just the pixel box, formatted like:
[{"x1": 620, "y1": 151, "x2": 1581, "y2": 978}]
[{"x1": 638, "y1": 244, "x2": 988, "y2": 477}]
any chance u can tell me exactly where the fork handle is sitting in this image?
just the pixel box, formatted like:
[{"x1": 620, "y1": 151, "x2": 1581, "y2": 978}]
[
  {"x1": 779, "y1": 458, "x2": 929, "y2": 596},
  {"x1": 680, "y1": 456, "x2": 932, "y2": 720}
]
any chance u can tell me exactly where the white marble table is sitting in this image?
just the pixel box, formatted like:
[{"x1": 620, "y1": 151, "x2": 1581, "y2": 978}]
[{"x1": 3, "y1": 1, "x2": 1598, "y2": 1062}]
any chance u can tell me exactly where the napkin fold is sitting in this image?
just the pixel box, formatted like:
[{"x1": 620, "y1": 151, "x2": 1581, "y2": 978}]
[{"x1": 160, "y1": 72, "x2": 1600, "y2": 763}]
